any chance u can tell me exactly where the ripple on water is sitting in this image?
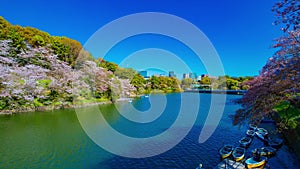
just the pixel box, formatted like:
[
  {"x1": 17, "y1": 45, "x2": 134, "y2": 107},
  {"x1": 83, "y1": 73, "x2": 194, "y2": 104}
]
[{"x1": 1, "y1": 94, "x2": 300, "y2": 169}]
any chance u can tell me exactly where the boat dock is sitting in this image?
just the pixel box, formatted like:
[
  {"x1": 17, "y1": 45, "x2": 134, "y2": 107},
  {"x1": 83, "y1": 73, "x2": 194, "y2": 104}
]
[
  {"x1": 184, "y1": 89, "x2": 246, "y2": 95},
  {"x1": 214, "y1": 159, "x2": 246, "y2": 169}
]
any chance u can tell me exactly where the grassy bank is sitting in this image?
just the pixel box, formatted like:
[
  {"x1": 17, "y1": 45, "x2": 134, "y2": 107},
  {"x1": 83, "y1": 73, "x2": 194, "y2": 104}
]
[
  {"x1": 0, "y1": 99, "x2": 112, "y2": 115},
  {"x1": 0, "y1": 91, "x2": 184, "y2": 115},
  {"x1": 272, "y1": 104, "x2": 300, "y2": 160}
]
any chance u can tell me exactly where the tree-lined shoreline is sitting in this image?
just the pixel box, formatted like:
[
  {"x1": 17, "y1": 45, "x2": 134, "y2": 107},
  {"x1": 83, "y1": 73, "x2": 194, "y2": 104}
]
[
  {"x1": 0, "y1": 16, "x2": 255, "y2": 115},
  {"x1": 0, "y1": 16, "x2": 184, "y2": 114}
]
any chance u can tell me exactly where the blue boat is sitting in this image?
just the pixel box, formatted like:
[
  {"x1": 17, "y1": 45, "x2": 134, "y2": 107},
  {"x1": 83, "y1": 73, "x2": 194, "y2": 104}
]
[
  {"x1": 219, "y1": 145, "x2": 234, "y2": 159},
  {"x1": 255, "y1": 146, "x2": 277, "y2": 157},
  {"x1": 246, "y1": 129, "x2": 256, "y2": 137},
  {"x1": 245, "y1": 156, "x2": 267, "y2": 169},
  {"x1": 232, "y1": 147, "x2": 245, "y2": 162},
  {"x1": 255, "y1": 128, "x2": 269, "y2": 141},
  {"x1": 239, "y1": 136, "x2": 252, "y2": 147}
]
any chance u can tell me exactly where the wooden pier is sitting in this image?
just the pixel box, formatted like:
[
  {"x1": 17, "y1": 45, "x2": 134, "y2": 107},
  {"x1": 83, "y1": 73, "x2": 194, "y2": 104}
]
[{"x1": 214, "y1": 159, "x2": 246, "y2": 169}]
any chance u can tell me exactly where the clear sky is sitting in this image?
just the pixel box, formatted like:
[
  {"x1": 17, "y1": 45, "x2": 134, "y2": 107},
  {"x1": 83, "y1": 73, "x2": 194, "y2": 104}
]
[{"x1": 0, "y1": 0, "x2": 282, "y2": 77}]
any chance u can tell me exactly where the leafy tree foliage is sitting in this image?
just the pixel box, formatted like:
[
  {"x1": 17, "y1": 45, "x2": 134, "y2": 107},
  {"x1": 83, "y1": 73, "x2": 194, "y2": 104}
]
[
  {"x1": 7, "y1": 28, "x2": 26, "y2": 56},
  {"x1": 0, "y1": 17, "x2": 86, "y2": 67},
  {"x1": 150, "y1": 76, "x2": 160, "y2": 89},
  {"x1": 98, "y1": 59, "x2": 118, "y2": 73},
  {"x1": 14, "y1": 26, "x2": 51, "y2": 47},
  {"x1": 226, "y1": 78, "x2": 240, "y2": 90},
  {"x1": 199, "y1": 76, "x2": 211, "y2": 85},
  {"x1": 32, "y1": 35, "x2": 46, "y2": 46},
  {"x1": 149, "y1": 76, "x2": 181, "y2": 92},
  {"x1": 60, "y1": 37, "x2": 83, "y2": 67},
  {"x1": 130, "y1": 74, "x2": 146, "y2": 93},
  {"x1": 115, "y1": 67, "x2": 136, "y2": 79},
  {"x1": 193, "y1": 76, "x2": 250, "y2": 90},
  {"x1": 182, "y1": 78, "x2": 194, "y2": 89},
  {"x1": 0, "y1": 16, "x2": 11, "y2": 39}
]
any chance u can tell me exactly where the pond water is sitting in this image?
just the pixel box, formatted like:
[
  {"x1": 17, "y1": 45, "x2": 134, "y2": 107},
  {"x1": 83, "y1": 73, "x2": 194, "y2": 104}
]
[{"x1": 0, "y1": 93, "x2": 299, "y2": 168}]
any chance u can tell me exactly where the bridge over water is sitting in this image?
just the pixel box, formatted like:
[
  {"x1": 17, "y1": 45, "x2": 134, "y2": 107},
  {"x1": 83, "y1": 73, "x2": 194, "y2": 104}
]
[{"x1": 184, "y1": 89, "x2": 246, "y2": 95}]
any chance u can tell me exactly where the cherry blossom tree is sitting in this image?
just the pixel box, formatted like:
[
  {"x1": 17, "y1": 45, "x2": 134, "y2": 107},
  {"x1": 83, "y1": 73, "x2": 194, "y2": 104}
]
[
  {"x1": 0, "y1": 17, "x2": 140, "y2": 112},
  {"x1": 234, "y1": 0, "x2": 300, "y2": 128},
  {"x1": 119, "y1": 79, "x2": 136, "y2": 98}
]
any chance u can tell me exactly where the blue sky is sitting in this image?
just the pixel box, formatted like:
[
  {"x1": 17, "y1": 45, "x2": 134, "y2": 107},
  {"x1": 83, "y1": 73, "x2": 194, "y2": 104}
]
[{"x1": 0, "y1": 0, "x2": 282, "y2": 77}]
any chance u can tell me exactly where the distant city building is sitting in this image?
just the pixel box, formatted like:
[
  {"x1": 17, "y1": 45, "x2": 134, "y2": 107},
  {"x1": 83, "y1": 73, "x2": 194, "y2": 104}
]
[
  {"x1": 189, "y1": 73, "x2": 194, "y2": 79},
  {"x1": 139, "y1": 71, "x2": 149, "y2": 78},
  {"x1": 183, "y1": 73, "x2": 189, "y2": 79},
  {"x1": 169, "y1": 71, "x2": 176, "y2": 77},
  {"x1": 183, "y1": 73, "x2": 198, "y2": 79},
  {"x1": 189, "y1": 73, "x2": 197, "y2": 79}
]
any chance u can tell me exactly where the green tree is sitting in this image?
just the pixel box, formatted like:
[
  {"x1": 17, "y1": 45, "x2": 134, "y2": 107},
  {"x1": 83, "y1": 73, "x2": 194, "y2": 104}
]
[
  {"x1": 0, "y1": 16, "x2": 11, "y2": 39},
  {"x1": 159, "y1": 76, "x2": 168, "y2": 90},
  {"x1": 61, "y1": 37, "x2": 83, "y2": 67},
  {"x1": 200, "y1": 76, "x2": 211, "y2": 85},
  {"x1": 100, "y1": 60, "x2": 118, "y2": 73},
  {"x1": 181, "y1": 78, "x2": 193, "y2": 89},
  {"x1": 15, "y1": 26, "x2": 51, "y2": 47},
  {"x1": 130, "y1": 74, "x2": 146, "y2": 93},
  {"x1": 7, "y1": 28, "x2": 26, "y2": 56},
  {"x1": 51, "y1": 36, "x2": 71, "y2": 63},
  {"x1": 199, "y1": 76, "x2": 211, "y2": 89},
  {"x1": 226, "y1": 78, "x2": 239, "y2": 90},
  {"x1": 32, "y1": 35, "x2": 45, "y2": 46},
  {"x1": 167, "y1": 77, "x2": 181, "y2": 92},
  {"x1": 150, "y1": 76, "x2": 160, "y2": 89},
  {"x1": 115, "y1": 67, "x2": 136, "y2": 79}
]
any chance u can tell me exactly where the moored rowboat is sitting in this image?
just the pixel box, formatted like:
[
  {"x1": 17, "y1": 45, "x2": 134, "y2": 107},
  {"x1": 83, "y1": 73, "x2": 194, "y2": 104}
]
[
  {"x1": 255, "y1": 128, "x2": 268, "y2": 141},
  {"x1": 239, "y1": 136, "x2": 252, "y2": 147},
  {"x1": 219, "y1": 145, "x2": 233, "y2": 159},
  {"x1": 245, "y1": 156, "x2": 267, "y2": 169},
  {"x1": 249, "y1": 124, "x2": 257, "y2": 131},
  {"x1": 246, "y1": 129, "x2": 256, "y2": 137},
  {"x1": 232, "y1": 147, "x2": 245, "y2": 162},
  {"x1": 255, "y1": 147, "x2": 277, "y2": 157}
]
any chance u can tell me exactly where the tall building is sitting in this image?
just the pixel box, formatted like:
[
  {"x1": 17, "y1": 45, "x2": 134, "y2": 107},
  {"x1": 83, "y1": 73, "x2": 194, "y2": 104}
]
[
  {"x1": 189, "y1": 73, "x2": 197, "y2": 79},
  {"x1": 169, "y1": 71, "x2": 176, "y2": 77},
  {"x1": 196, "y1": 76, "x2": 202, "y2": 81},
  {"x1": 139, "y1": 71, "x2": 148, "y2": 78},
  {"x1": 183, "y1": 73, "x2": 189, "y2": 79}
]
